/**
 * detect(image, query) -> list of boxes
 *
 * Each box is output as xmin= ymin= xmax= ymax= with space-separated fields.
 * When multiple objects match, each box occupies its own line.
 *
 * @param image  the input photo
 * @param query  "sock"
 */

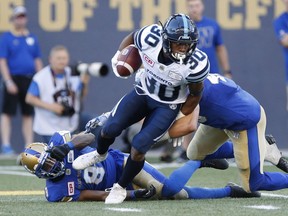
xmin=162 ymin=160 xmax=201 ymax=197
xmin=96 ymin=129 xmax=115 ymax=155
xmin=184 ymin=186 xmax=231 ymax=199
xmin=118 ymin=155 xmax=144 ymax=188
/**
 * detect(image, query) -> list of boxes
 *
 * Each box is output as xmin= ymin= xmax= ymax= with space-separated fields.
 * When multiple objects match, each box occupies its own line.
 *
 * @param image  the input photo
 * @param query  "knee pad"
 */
xmin=102 ymin=122 xmax=123 ymax=138
xmin=132 ymin=132 xmax=153 ymax=153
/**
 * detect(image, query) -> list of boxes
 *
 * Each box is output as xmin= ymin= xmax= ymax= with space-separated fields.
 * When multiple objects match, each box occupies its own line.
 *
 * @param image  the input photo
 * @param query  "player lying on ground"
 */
xmin=21 ymin=131 xmax=260 ymax=202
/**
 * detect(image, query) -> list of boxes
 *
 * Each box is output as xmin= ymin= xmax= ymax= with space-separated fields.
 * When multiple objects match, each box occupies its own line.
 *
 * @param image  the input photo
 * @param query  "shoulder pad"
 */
xmin=134 ymin=24 xmax=162 ymax=51
xmin=186 ymin=49 xmax=210 ymax=83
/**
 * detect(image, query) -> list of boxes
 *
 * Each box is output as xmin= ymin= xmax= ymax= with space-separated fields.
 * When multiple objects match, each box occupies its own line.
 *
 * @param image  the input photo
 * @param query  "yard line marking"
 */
xmin=0 ymin=170 xmax=34 ymax=176
xmin=105 ymin=208 xmax=142 ymax=212
xmin=0 ymin=166 xmax=26 ymax=171
xmin=0 ymin=190 xmax=44 ymax=196
xmin=261 ymin=192 xmax=288 ymax=199
xmin=244 ymin=205 xmax=280 ymax=210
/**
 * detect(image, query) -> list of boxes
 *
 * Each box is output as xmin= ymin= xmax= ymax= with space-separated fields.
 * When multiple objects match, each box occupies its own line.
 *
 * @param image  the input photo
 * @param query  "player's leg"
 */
xmin=228 ymin=107 xmax=288 ymax=192
xmin=1 ymin=85 xmax=18 ymax=154
xmin=187 ymin=124 xmax=229 ymax=160
xmin=134 ymin=158 xmax=259 ymax=199
xmin=106 ymin=102 xmax=181 ymax=204
xmin=133 ymin=159 xmax=212 ymax=198
xmin=72 ymin=89 xmax=147 ymax=170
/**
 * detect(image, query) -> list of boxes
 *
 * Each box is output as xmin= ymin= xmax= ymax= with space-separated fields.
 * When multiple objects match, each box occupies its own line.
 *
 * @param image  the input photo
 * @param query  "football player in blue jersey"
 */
xmin=186 ymin=0 xmax=232 ymax=78
xmin=168 ymin=73 xmax=288 ymax=193
xmin=20 ymin=131 xmax=260 ymax=202
xmin=72 ymin=14 xmax=210 ymax=204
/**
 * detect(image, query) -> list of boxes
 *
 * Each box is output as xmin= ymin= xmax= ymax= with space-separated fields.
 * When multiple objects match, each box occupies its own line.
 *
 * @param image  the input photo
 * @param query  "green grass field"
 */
xmin=1 ymin=157 xmax=288 ymax=216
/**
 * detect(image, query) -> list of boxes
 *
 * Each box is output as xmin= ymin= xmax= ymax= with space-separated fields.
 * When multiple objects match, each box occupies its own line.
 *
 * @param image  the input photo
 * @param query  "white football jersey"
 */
xmin=134 ymin=24 xmax=210 ymax=104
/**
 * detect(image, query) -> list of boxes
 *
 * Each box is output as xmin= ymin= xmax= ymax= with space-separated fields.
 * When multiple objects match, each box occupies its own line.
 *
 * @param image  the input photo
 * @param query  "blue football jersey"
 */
xmin=44 ymin=131 xmax=129 ymax=202
xmin=199 ymin=74 xmax=261 ymax=130
xmin=195 ymin=17 xmax=223 ymax=73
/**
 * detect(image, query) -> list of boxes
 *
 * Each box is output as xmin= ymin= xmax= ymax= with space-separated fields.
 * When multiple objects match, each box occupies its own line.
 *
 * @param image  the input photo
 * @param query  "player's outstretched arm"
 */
xmin=78 ymin=185 xmax=155 ymax=201
xmin=49 ymin=133 xmax=95 ymax=161
xmin=168 ymin=105 xmax=199 ymax=138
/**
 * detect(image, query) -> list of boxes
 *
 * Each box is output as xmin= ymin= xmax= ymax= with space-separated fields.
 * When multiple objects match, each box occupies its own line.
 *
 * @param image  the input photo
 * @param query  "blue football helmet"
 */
xmin=21 ymin=142 xmax=65 ymax=179
xmin=162 ymin=13 xmax=198 ymax=64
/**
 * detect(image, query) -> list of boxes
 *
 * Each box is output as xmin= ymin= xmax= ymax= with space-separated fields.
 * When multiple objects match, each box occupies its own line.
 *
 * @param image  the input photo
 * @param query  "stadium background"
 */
xmin=0 ymin=0 xmax=287 ymax=152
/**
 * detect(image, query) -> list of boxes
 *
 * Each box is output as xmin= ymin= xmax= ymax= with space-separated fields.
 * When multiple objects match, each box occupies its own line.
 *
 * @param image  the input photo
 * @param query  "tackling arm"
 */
xmin=168 ymin=105 xmax=199 ymax=138
xmin=181 ymin=82 xmax=203 ymax=115
xmin=78 ymin=186 xmax=155 ymax=201
xmin=49 ymin=133 xmax=95 ymax=161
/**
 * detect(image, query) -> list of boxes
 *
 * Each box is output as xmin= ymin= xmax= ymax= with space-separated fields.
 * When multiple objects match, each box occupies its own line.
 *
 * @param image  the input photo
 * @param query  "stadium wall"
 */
xmin=0 ymin=0 xmax=287 ymax=150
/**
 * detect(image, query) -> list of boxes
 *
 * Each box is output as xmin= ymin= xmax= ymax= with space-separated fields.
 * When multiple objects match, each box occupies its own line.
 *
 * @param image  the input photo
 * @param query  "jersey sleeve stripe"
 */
xmin=186 ymin=61 xmax=210 ymax=83
xmin=134 ymin=26 xmax=148 ymax=51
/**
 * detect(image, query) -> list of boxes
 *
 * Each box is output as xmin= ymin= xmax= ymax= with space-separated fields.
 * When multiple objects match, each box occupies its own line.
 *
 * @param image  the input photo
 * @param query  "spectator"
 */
xmin=273 ymin=0 xmax=288 ymax=111
xmin=25 ymin=45 xmax=89 ymax=143
xmin=0 ymin=6 xmax=43 ymax=154
xmin=186 ymin=0 xmax=232 ymax=78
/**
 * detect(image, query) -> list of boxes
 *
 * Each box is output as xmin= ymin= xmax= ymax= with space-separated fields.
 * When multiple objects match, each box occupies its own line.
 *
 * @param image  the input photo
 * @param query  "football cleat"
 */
xmin=227 ymin=182 xmax=261 ymax=198
xmin=276 ymin=157 xmax=288 ymax=173
xmin=105 ymin=183 xmax=127 ymax=204
xmin=72 ymin=150 xmax=107 ymax=170
xmin=200 ymin=159 xmax=229 ymax=170
xmin=265 ymin=134 xmax=288 ymax=173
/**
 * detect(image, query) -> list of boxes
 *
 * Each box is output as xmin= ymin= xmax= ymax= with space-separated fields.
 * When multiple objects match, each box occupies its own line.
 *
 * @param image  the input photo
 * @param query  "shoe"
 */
xmin=1 ymin=145 xmax=15 ymax=155
xmin=227 ymin=182 xmax=261 ymax=198
xmin=276 ymin=157 xmax=288 ymax=173
xmin=265 ymin=134 xmax=282 ymax=165
xmin=72 ymin=151 xmax=107 ymax=170
xmin=160 ymin=155 xmax=174 ymax=163
xmin=200 ymin=159 xmax=229 ymax=170
xmin=105 ymin=183 xmax=127 ymax=204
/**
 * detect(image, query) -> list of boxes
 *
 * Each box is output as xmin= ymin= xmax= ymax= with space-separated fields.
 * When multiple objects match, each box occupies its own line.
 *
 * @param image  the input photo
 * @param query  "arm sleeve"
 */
xmin=27 ymin=80 xmax=40 ymax=97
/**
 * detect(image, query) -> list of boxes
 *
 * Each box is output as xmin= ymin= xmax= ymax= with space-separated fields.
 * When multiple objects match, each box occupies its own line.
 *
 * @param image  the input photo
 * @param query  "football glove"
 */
xmin=111 ymin=50 xmax=127 ymax=79
xmin=48 ymin=144 xmax=71 ymax=161
xmin=172 ymin=136 xmax=184 ymax=147
xmin=133 ymin=185 xmax=156 ymax=199
xmin=85 ymin=112 xmax=110 ymax=133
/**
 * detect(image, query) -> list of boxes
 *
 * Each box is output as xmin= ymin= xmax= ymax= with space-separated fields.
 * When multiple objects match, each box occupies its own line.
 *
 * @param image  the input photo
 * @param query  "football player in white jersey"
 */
xmin=72 ymin=14 xmax=210 ymax=204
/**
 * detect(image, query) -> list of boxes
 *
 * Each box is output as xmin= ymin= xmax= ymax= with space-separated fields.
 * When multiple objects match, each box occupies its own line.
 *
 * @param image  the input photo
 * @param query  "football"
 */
xmin=116 ymin=45 xmax=142 ymax=77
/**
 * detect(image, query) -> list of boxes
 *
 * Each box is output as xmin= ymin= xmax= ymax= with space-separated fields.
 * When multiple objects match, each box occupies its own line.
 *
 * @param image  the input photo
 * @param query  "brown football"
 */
xmin=116 ymin=45 xmax=142 ymax=77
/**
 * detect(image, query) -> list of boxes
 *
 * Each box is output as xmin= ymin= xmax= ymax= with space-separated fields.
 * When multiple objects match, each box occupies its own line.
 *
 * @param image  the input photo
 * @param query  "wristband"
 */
xmin=66 ymin=141 xmax=75 ymax=149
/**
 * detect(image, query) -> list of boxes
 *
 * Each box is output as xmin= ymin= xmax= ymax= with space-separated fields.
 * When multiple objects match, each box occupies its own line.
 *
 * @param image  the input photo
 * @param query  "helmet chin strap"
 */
xmin=172 ymin=52 xmax=186 ymax=64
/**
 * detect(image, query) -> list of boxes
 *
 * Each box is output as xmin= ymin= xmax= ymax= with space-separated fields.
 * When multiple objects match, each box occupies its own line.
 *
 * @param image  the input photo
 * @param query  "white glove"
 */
xmin=134 ymin=68 xmax=145 ymax=83
xmin=111 ymin=50 xmax=128 ymax=79
xmin=172 ymin=137 xmax=184 ymax=147
xmin=85 ymin=112 xmax=111 ymax=133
